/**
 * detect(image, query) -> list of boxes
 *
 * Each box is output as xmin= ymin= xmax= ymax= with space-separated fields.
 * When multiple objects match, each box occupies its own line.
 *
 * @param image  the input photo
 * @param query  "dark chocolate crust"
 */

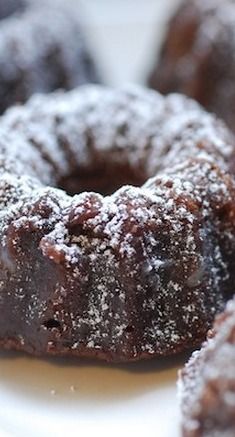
xmin=180 ymin=298 xmax=235 ymax=437
xmin=148 ymin=0 xmax=235 ymax=132
xmin=0 ymin=0 xmax=100 ymax=113
xmin=0 ymin=85 xmax=235 ymax=362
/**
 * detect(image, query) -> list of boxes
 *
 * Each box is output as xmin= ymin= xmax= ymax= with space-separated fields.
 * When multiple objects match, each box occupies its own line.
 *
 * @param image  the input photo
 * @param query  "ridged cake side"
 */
xmin=0 ymin=86 xmax=235 ymax=361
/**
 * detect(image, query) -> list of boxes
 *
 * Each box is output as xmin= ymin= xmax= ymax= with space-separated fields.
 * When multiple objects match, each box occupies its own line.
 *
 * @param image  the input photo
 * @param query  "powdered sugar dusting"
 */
xmin=0 ymin=0 xmax=100 ymax=113
xmin=2 ymin=85 xmax=235 ymax=184
xmin=0 ymin=85 xmax=235 ymax=361
xmin=180 ymin=297 xmax=235 ymax=436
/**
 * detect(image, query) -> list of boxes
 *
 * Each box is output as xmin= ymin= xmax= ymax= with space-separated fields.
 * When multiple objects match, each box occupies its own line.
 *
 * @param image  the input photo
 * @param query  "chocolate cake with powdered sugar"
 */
xmin=0 ymin=0 xmax=100 ymax=113
xmin=0 ymin=85 xmax=235 ymax=361
xmin=180 ymin=297 xmax=235 ymax=436
xmin=148 ymin=0 xmax=235 ymax=133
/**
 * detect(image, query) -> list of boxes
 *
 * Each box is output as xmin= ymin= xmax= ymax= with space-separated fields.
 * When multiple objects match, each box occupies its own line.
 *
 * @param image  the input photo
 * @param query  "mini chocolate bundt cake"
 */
xmin=180 ymin=298 xmax=235 ymax=437
xmin=148 ymin=0 xmax=235 ymax=132
xmin=0 ymin=0 xmax=100 ymax=113
xmin=0 ymin=85 xmax=235 ymax=362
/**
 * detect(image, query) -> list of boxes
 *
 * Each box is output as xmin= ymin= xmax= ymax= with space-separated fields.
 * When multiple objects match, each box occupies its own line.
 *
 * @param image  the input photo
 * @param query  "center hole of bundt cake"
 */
xmin=58 ymin=163 xmax=147 ymax=196
xmin=43 ymin=319 xmax=61 ymax=331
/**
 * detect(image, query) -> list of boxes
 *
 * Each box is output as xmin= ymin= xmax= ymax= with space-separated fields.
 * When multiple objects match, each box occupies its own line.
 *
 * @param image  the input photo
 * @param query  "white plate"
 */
xmin=0 ymin=351 xmax=187 ymax=437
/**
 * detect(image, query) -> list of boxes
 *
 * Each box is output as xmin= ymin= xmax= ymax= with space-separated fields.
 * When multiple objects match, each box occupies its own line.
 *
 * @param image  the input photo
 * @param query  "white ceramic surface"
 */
xmin=0 ymin=1 xmax=186 ymax=436
xmin=0 ymin=351 xmax=187 ymax=437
